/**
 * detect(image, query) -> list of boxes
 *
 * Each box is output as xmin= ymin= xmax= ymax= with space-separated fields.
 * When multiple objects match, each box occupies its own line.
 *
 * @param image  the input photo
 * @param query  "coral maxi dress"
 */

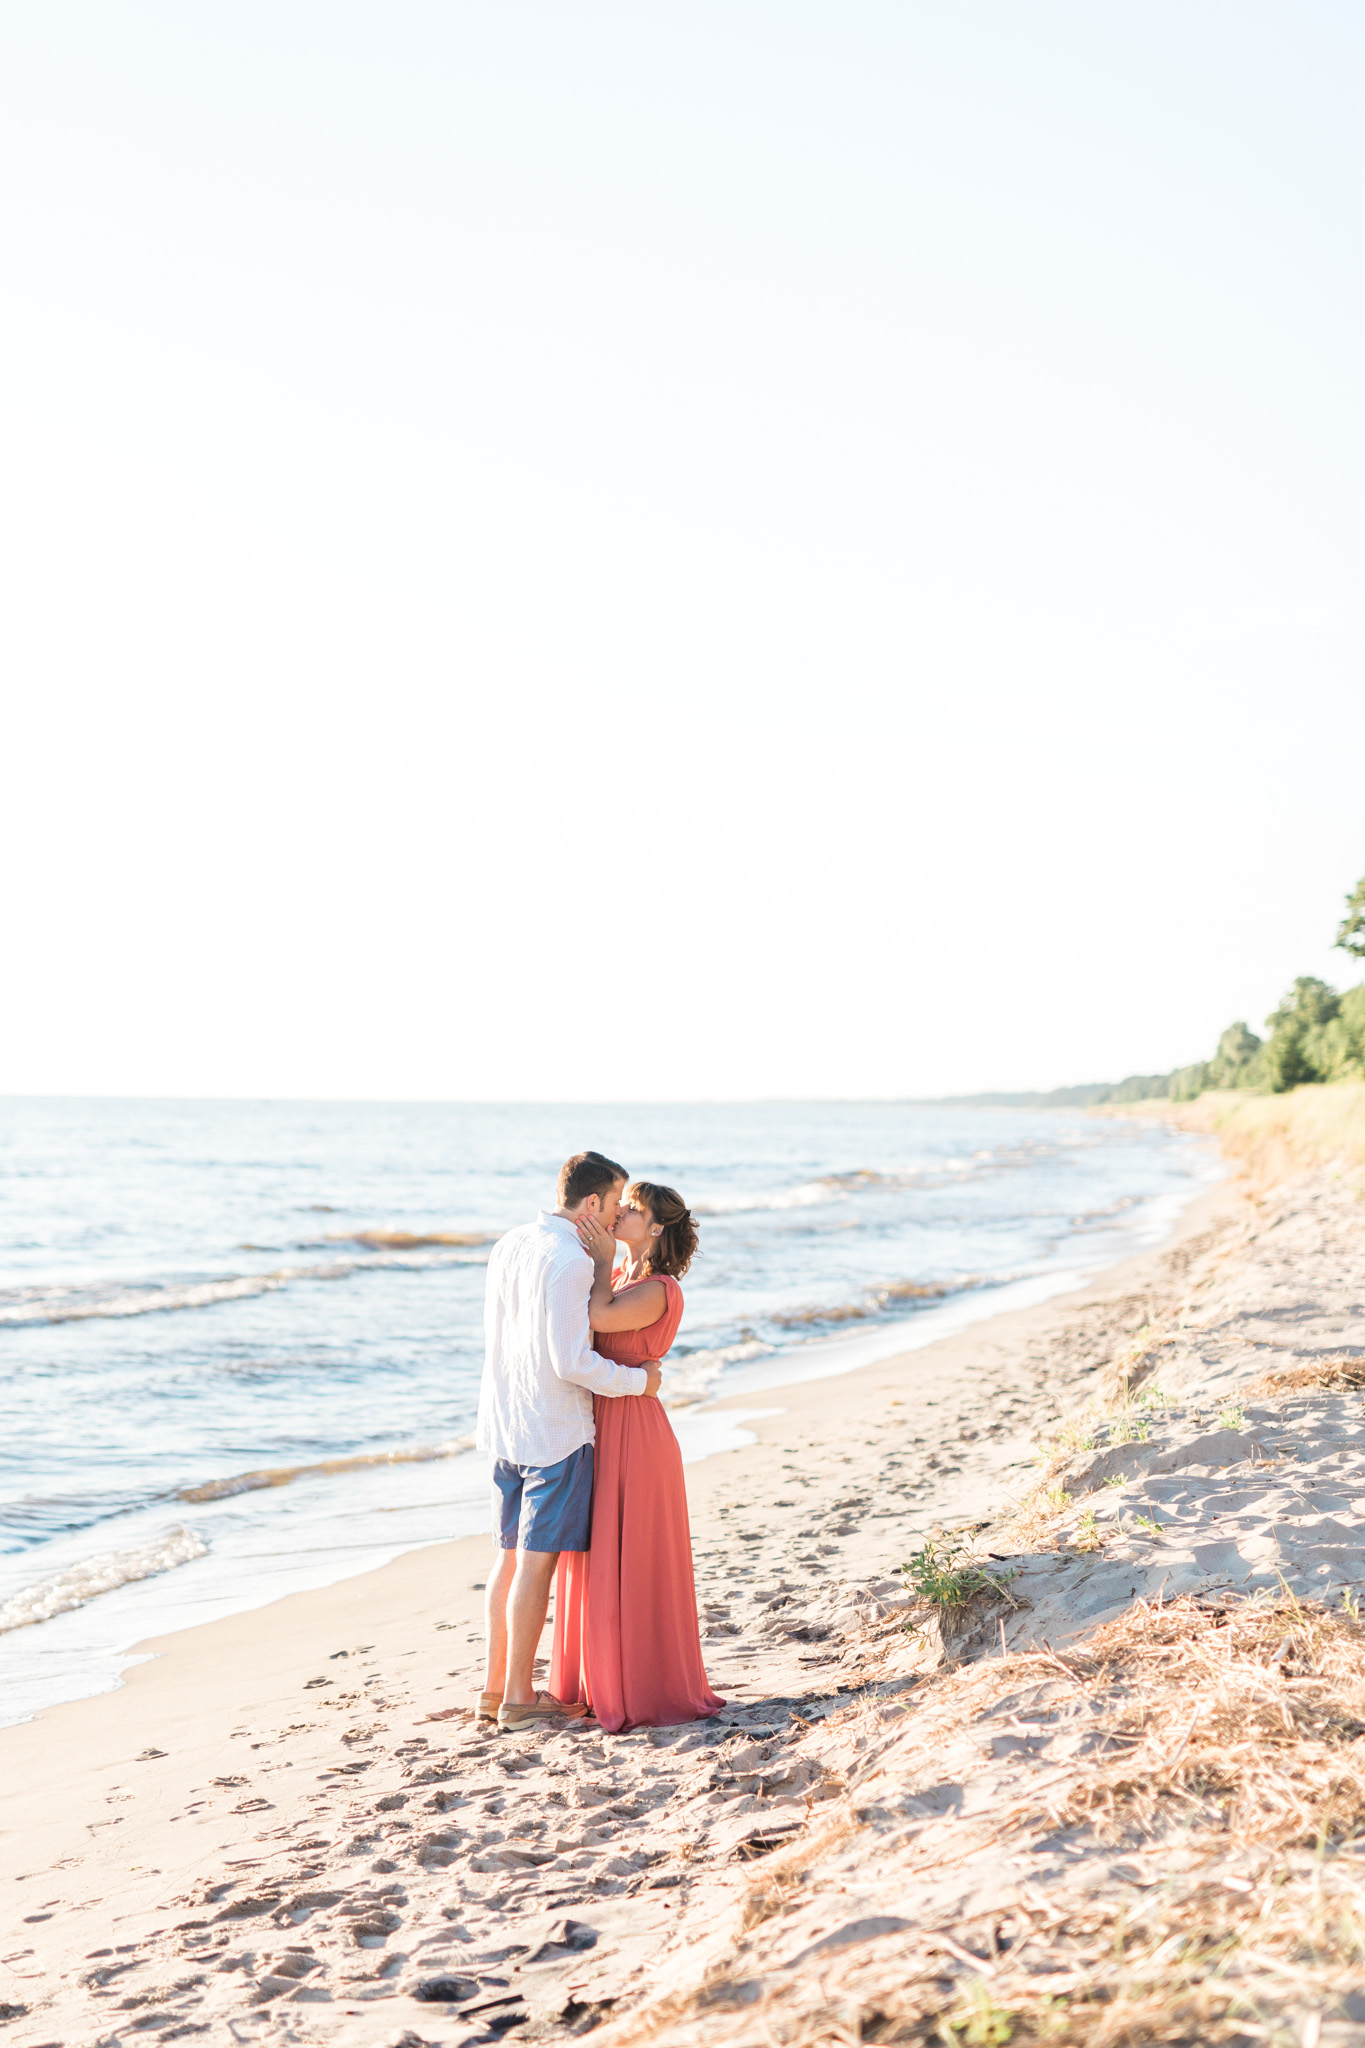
xmin=549 ymin=1272 xmax=724 ymax=1733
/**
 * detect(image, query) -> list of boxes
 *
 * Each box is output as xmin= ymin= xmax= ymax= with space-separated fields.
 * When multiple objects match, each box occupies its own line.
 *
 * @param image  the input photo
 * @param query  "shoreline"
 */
xmin=0 ymin=1128 xmax=1220 ymax=1732
xmin=0 ymin=1160 xmax=1248 ymax=2041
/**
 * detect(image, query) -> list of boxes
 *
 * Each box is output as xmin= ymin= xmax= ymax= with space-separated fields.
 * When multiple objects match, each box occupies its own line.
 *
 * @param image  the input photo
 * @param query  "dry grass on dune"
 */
xmin=1244 ymin=1355 xmax=1365 ymax=1399
xmin=1047 ymin=1595 xmax=1365 ymax=1851
xmin=1173 ymin=1082 xmax=1365 ymax=1186
xmin=601 ymin=1598 xmax=1365 ymax=2048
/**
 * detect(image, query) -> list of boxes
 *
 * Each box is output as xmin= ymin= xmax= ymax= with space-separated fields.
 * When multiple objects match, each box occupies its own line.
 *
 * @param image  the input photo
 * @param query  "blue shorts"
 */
xmin=492 ymin=1445 xmax=594 ymax=1554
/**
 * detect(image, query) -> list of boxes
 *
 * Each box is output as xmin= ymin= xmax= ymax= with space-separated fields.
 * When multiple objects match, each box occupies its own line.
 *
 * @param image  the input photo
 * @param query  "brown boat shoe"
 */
xmin=497 ymin=1691 xmax=590 ymax=1731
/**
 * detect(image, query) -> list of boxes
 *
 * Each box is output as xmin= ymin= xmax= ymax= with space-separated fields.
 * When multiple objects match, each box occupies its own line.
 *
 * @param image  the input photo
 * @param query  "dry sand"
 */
xmin=6 ymin=1155 xmax=1365 ymax=2045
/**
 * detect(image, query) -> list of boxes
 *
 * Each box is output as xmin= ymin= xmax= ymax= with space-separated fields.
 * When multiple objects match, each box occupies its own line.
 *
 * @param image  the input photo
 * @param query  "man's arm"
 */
xmin=546 ymin=1258 xmax=652 ymax=1398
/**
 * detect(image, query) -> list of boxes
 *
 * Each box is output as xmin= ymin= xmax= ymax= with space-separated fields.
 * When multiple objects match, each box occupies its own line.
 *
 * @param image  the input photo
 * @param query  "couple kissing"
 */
xmin=474 ymin=1149 xmax=723 ymax=1735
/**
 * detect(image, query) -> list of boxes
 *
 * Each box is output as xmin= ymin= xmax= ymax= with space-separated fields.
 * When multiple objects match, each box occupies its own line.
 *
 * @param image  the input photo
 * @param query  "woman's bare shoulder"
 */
xmin=590 ymin=1272 xmax=669 ymax=1332
xmin=616 ymin=1274 xmax=669 ymax=1306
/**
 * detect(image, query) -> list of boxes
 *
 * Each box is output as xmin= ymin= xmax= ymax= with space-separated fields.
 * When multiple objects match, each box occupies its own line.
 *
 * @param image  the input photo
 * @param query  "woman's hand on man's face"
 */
xmin=576 ymin=1210 xmax=616 ymax=1264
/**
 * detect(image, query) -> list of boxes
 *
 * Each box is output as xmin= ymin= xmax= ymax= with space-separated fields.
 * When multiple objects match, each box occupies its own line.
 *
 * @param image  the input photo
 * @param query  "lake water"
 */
xmin=0 ymin=1097 xmax=1216 ymax=1724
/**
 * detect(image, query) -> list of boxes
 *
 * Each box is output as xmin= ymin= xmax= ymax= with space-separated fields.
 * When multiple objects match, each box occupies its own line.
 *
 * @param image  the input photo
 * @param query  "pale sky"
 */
xmin=2 ymin=2 xmax=1362 ymax=1101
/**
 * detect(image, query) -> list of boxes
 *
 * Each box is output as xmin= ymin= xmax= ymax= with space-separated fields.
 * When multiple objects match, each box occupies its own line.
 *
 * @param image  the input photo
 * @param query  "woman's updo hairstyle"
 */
xmin=630 ymin=1181 xmax=698 ymax=1279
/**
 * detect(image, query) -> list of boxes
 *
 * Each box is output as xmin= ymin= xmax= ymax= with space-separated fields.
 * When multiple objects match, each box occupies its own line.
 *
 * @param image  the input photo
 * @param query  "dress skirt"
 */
xmin=549 ymin=1392 xmax=723 ymax=1734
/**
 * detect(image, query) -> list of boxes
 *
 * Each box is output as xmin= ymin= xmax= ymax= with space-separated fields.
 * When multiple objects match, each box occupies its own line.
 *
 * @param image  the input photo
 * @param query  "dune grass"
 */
xmin=596 ymin=1595 xmax=1365 ymax=2048
xmin=1182 ymin=1080 xmax=1365 ymax=1182
xmin=1244 ymin=1354 xmax=1365 ymax=1399
xmin=1115 ymin=1080 xmax=1365 ymax=1187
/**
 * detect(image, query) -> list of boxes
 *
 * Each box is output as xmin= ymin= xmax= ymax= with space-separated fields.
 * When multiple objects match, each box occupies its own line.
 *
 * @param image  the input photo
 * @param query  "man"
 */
xmin=476 ymin=1150 xmax=662 ymax=1731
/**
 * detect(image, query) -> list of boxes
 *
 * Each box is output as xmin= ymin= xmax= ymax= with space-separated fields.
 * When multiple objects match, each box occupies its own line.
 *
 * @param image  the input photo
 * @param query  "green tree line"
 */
xmin=1164 ymin=870 xmax=1365 ymax=1101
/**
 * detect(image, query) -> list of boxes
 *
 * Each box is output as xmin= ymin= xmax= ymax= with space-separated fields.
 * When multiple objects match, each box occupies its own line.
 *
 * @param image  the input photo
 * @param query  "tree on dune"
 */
xmin=1159 ymin=871 xmax=1365 ymax=1100
xmin=1336 ymin=870 xmax=1365 ymax=962
xmin=1262 ymin=977 xmax=1342 ymax=1093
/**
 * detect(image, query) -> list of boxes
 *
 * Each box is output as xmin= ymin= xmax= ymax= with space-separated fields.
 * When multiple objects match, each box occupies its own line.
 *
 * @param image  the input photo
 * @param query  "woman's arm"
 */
xmin=591 ymin=1279 xmax=667 ymax=1332
xmin=578 ymin=1214 xmax=668 ymax=1332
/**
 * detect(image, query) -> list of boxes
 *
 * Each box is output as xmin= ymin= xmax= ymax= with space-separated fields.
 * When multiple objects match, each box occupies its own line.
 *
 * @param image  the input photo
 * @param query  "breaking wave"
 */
xmin=177 ymin=1437 xmax=476 ymax=1503
xmin=0 ymin=1242 xmax=496 ymax=1329
xmin=691 ymin=1149 xmax=1065 ymax=1219
xmin=0 ymin=1526 xmax=209 ymax=1634
xmin=1070 ymin=1195 xmax=1142 ymax=1226
xmin=693 ymin=1170 xmax=916 ymax=1216
xmin=323 ymin=1230 xmax=498 ymax=1251
xmin=0 ymin=1437 xmax=482 ymax=1557
xmin=769 ymin=1275 xmax=988 ymax=1329
xmin=659 ymin=1275 xmax=997 ymax=1402
xmin=660 ymin=1338 xmax=777 ymax=1404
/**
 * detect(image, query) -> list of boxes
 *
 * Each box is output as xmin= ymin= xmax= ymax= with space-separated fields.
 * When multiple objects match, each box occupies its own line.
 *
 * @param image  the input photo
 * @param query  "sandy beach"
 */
xmin=8 ymin=1124 xmax=1365 ymax=2045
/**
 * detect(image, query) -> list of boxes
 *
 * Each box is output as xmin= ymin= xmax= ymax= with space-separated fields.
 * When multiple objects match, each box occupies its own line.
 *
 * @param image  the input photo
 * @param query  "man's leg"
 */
xmin=494 ymin=1449 xmax=592 ymax=1726
xmin=503 ymin=1548 xmax=560 ymax=1708
xmin=482 ymin=1545 xmax=518 ymax=1699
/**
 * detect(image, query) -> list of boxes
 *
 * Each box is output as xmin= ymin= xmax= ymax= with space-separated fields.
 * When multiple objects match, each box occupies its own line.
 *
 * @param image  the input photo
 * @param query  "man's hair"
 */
xmin=557 ymin=1150 xmax=627 ymax=1210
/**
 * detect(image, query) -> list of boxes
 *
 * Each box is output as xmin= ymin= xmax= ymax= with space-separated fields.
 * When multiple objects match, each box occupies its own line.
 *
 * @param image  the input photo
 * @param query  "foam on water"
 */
xmin=0 ymin=1244 xmax=494 ymax=1328
xmin=0 ymin=1526 xmax=208 ymax=1633
xmin=693 ymin=1178 xmax=855 ymax=1214
xmin=176 ymin=1437 xmax=476 ymax=1503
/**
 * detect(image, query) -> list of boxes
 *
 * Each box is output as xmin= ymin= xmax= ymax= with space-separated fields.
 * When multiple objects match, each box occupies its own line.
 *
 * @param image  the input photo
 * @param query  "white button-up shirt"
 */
xmin=475 ymin=1211 xmax=648 ymax=1466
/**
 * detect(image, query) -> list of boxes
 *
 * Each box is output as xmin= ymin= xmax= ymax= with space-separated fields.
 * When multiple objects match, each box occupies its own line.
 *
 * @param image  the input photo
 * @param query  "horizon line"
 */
xmin=0 ymin=1088 xmax=1118 ymax=1109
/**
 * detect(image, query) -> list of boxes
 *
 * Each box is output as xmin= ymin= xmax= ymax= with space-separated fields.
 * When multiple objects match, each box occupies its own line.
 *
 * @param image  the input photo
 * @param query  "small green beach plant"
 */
xmin=902 ymin=1532 xmax=1015 ymax=1613
xmin=1073 ymin=1507 xmax=1101 ymax=1551
xmin=1220 ymin=1404 xmax=1247 ymax=1431
xmin=999 ymin=1478 xmax=1075 ymax=1552
xmin=945 ymin=1980 xmax=1015 ymax=2045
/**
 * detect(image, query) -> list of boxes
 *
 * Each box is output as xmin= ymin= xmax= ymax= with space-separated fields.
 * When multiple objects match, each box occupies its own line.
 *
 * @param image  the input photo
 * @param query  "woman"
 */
xmin=548 ymin=1181 xmax=723 ymax=1733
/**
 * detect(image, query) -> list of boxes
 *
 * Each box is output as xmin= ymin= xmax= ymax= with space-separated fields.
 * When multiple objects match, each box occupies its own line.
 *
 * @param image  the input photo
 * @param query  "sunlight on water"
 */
xmin=0 ymin=1098 xmax=1217 ymax=1722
